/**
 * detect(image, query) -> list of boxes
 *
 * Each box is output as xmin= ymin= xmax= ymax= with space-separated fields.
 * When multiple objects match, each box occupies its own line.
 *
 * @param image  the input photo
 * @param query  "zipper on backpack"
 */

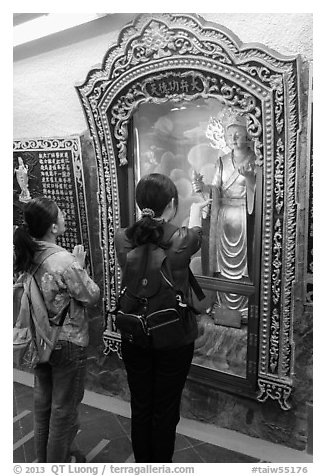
xmin=149 ymin=318 xmax=180 ymax=330
xmin=117 ymin=311 xmax=148 ymax=334
xmin=160 ymin=271 xmax=174 ymax=288
xmin=146 ymin=308 xmax=178 ymax=319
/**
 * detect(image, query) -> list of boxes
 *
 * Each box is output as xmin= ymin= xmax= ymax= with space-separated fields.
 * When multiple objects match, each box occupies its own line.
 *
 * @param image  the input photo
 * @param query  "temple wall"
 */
xmin=13 ymin=13 xmax=312 ymax=140
xmin=13 ymin=13 xmax=313 ymax=451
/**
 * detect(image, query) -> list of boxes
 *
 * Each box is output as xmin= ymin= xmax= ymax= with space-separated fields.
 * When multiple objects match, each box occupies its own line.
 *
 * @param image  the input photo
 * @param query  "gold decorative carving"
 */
xmin=304 ymin=67 xmax=313 ymax=306
xmin=275 ymin=138 xmax=285 ymax=214
xmin=257 ymin=378 xmax=292 ymax=411
xmin=103 ymin=331 xmax=122 ymax=359
xmin=272 ymin=218 xmax=282 ymax=305
xmin=110 ymin=71 xmax=262 ymax=166
xmin=270 ymin=308 xmax=280 ymax=372
xmin=270 ymin=74 xmax=285 ymax=133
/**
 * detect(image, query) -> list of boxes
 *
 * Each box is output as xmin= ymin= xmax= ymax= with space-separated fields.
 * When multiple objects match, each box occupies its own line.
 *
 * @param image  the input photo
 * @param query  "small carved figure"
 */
xmin=15 ymin=157 xmax=31 ymax=202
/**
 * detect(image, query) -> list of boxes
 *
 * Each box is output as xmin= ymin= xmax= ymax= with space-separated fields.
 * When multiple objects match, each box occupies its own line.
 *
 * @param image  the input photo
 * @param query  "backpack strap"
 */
xmin=162 ymin=222 xmax=179 ymax=243
xmin=120 ymin=225 xmax=178 ymax=290
xmin=31 ymin=248 xmax=63 ymax=276
xmin=188 ymin=268 xmax=205 ymax=301
xmin=122 ymin=243 xmax=167 ymax=297
xmin=23 ymin=248 xmax=61 ymax=294
xmin=121 ymin=223 xmax=205 ymax=301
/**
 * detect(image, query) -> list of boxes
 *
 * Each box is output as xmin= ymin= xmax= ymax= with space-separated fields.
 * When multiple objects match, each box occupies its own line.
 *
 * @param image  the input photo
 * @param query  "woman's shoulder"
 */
xmin=114 ymin=228 xmax=133 ymax=268
xmin=174 ymin=225 xmax=202 ymax=239
xmin=165 ymin=223 xmax=202 ymax=249
xmin=44 ymin=248 xmax=75 ymax=270
xmin=34 ymin=242 xmax=73 ymax=262
xmin=114 ymin=228 xmax=130 ymax=248
xmin=114 ymin=228 xmax=134 ymax=255
xmin=115 ymin=227 xmax=127 ymax=240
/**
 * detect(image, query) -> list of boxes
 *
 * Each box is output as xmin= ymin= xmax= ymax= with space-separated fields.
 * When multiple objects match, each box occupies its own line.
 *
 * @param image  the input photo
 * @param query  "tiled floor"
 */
xmin=14 ymin=381 xmax=259 ymax=463
xmin=13 ymin=373 xmax=313 ymax=464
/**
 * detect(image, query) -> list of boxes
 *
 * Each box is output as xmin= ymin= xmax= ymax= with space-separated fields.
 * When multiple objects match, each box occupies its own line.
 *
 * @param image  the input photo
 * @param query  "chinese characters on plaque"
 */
xmin=39 ymin=150 xmax=78 ymax=249
xmin=13 ymin=138 xmax=92 ymax=272
xmin=144 ymin=73 xmax=205 ymax=98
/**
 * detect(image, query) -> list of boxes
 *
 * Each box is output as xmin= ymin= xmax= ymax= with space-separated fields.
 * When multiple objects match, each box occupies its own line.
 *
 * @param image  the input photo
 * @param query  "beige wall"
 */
xmin=13 ymin=13 xmax=312 ymax=140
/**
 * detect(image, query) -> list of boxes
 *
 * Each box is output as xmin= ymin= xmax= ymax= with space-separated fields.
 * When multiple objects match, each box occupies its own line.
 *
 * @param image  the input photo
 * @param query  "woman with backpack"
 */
xmin=114 ymin=173 xmax=210 ymax=463
xmin=13 ymin=197 xmax=100 ymax=463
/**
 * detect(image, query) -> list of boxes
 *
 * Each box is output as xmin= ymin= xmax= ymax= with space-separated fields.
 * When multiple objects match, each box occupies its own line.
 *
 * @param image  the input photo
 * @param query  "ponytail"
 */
xmin=13 ymin=196 xmax=59 ymax=273
xmin=126 ymin=216 xmax=165 ymax=247
xmin=13 ymin=224 xmax=41 ymax=273
xmin=126 ymin=174 xmax=179 ymax=248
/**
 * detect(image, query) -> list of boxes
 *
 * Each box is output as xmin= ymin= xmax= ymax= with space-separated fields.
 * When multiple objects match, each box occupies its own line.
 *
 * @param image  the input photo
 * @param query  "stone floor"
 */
xmin=14 ymin=382 xmax=260 ymax=463
xmin=13 ymin=370 xmax=313 ymax=464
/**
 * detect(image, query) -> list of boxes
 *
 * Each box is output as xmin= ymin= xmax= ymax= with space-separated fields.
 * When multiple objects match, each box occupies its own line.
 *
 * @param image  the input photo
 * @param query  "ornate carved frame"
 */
xmin=76 ymin=13 xmax=301 ymax=409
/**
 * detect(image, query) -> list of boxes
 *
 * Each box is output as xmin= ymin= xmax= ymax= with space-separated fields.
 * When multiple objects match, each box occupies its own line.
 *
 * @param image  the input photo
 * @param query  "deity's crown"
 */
xmin=222 ymin=109 xmax=248 ymax=130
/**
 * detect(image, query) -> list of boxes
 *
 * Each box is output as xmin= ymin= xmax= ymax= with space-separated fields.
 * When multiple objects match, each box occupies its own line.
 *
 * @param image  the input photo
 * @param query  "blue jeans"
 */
xmin=121 ymin=340 xmax=194 ymax=463
xmin=33 ymin=340 xmax=87 ymax=463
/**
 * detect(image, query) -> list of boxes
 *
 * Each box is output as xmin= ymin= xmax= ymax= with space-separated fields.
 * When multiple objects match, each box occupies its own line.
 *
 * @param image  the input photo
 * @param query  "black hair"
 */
xmin=126 ymin=173 xmax=179 ymax=247
xmin=13 ymin=197 xmax=59 ymax=273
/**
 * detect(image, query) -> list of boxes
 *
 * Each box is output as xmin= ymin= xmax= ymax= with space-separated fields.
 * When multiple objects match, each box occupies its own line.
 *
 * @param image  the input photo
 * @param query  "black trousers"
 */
xmin=121 ymin=340 xmax=194 ymax=463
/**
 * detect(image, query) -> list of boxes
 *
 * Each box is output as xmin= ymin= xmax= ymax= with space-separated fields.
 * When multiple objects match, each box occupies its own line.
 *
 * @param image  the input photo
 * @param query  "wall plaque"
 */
xmin=13 ymin=137 xmax=93 ymax=273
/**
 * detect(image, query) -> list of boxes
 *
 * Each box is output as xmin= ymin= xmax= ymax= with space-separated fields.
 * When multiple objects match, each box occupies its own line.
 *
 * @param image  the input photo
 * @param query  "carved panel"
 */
xmin=76 ymin=13 xmax=300 ymax=409
xmin=13 ymin=137 xmax=93 ymax=273
xmin=304 ymin=69 xmax=313 ymax=306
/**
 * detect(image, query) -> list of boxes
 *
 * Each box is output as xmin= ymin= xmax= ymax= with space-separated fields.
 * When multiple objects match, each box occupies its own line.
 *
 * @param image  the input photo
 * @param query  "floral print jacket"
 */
xmin=33 ymin=241 xmax=100 ymax=347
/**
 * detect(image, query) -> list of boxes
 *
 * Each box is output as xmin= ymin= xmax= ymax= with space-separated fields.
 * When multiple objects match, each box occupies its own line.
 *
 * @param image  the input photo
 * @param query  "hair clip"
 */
xmin=141 ymin=208 xmax=155 ymax=219
xmin=22 ymin=222 xmax=30 ymax=233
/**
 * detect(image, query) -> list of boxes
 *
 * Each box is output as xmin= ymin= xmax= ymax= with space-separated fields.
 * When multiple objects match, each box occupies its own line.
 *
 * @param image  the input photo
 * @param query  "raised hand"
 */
xmin=72 ymin=244 xmax=86 ymax=268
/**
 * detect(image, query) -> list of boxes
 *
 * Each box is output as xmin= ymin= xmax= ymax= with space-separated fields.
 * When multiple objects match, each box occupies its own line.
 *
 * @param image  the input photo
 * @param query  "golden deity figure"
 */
xmin=193 ymin=111 xmax=256 ymax=323
xmin=15 ymin=157 xmax=31 ymax=203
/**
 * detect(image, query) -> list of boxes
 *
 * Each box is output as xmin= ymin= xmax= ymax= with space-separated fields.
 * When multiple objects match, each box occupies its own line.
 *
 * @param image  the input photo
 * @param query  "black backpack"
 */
xmin=115 ymin=228 xmax=204 ymax=349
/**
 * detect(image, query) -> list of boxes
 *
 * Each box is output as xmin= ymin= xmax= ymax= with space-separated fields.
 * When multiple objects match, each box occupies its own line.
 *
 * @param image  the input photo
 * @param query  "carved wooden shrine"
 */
xmin=76 ymin=13 xmax=301 ymax=409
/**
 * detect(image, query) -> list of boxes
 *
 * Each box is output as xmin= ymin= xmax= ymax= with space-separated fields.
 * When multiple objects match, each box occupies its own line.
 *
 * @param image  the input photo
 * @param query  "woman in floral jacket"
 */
xmin=14 ymin=197 xmax=100 ymax=463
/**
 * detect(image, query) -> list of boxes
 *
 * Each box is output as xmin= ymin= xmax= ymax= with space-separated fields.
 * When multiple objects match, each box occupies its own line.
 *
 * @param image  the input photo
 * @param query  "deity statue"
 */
xmin=15 ymin=157 xmax=31 ymax=203
xmin=192 ymin=111 xmax=256 ymax=325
